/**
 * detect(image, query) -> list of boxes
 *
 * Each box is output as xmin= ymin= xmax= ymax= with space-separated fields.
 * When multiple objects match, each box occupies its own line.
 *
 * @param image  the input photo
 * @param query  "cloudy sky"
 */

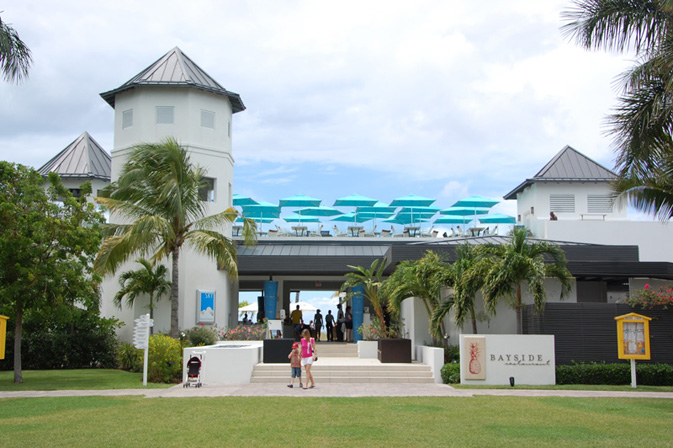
xmin=1 ymin=0 xmax=635 ymax=216
xmin=0 ymin=1 xmax=643 ymax=310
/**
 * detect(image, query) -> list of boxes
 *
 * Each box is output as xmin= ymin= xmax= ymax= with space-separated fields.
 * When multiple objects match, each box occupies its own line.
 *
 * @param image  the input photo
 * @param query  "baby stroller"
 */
xmin=183 ymin=353 xmax=203 ymax=388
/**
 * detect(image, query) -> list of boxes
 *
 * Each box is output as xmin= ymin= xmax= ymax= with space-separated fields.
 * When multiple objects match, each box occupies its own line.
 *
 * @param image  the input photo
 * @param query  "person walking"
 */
xmin=336 ymin=304 xmax=345 ymax=342
xmin=300 ymin=328 xmax=317 ymax=389
xmin=345 ymin=305 xmax=354 ymax=342
xmin=325 ymin=310 xmax=334 ymax=342
xmin=287 ymin=342 xmax=302 ymax=388
xmin=290 ymin=305 xmax=303 ymax=340
xmin=314 ymin=309 xmax=323 ymax=342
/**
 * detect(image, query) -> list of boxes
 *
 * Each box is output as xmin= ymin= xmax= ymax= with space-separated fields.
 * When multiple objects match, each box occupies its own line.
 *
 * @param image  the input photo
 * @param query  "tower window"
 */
xmin=156 ymin=106 xmax=174 ymax=124
xmin=201 ymin=110 xmax=215 ymax=129
xmin=122 ymin=109 xmax=133 ymax=129
xmin=199 ymin=177 xmax=216 ymax=202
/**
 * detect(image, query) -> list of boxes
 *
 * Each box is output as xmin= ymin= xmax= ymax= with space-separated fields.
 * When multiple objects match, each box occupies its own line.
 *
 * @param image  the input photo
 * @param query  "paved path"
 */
xmin=1 ymin=383 xmax=672 ymax=399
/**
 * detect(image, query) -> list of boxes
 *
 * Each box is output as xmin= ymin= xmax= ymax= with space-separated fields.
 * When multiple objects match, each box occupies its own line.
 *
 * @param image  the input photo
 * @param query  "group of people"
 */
xmin=289 ymin=303 xmax=354 ymax=342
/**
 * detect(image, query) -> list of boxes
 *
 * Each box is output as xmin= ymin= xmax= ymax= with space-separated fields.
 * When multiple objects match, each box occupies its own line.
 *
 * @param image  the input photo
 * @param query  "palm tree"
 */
xmin=386 ymin=251 xmax=451 ymax=345
xmin=0 ymin=14 xmax=32 ymax=83
xmin=94 ymin=137 xmax=256 ymax=338
xmin=340 ymin=259 xmax=388 ymax=338
xmin=477 ymin=227 xmax=573 ymax=334
xmin=562 ymin=1 xmax=673 ymax=218
xmin=114 ymin=258 xmax=171 ymax=333
xmin=430 ymin=243 xmax=486 ymax=337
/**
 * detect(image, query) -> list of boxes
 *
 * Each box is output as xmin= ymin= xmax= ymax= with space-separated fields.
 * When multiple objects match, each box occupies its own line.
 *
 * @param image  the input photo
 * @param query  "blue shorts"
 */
xmin=291 ymin=367 xmax=302 ymax=378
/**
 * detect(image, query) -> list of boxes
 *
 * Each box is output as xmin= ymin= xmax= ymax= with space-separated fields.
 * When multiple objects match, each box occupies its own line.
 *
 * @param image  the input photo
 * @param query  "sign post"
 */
xmin=0 ymin=315 xmax=8 ymax=360
xmin=133 ymin=314 xmax=154 ymax=386
xmin=614 ymin=312 xmax=652 ymax=388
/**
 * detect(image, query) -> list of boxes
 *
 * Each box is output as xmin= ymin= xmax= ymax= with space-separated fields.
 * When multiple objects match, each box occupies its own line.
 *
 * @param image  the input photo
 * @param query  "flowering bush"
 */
xmin=357 ymin=322 xmax=382 ymax=340
xmin=219 ymin=322 xmax=267 ymax=340
xmin=625 ymin=284 xmax=673 ymax=309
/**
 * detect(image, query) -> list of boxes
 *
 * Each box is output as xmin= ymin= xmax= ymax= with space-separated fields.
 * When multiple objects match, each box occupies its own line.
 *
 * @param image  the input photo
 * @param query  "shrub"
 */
xmin=219 ymin=323 xmax=267 ymax=340
xmin=556 ymin=362 xmax=673 ymax=386
xmin=0 ymin=305 xmax=120 ymax=371
xmin=625 ymin=283 xmax=673 ymax=309
xmin=147 ymin=334 xmax=183 ymax=383
xmin=444 ymin=345 xmax=460 ymax=363
xmin=117 ymin=342 xmax=142 ymax=372
xmin=441 ymin=362 xmax=460 ymax=384
xmin=184 ymin=325 xmax=218 ymax=346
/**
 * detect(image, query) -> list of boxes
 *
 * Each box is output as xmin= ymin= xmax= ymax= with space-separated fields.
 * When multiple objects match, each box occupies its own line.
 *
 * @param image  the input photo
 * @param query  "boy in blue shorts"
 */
xmin=287 ymin=342 xmax=302 ymax=388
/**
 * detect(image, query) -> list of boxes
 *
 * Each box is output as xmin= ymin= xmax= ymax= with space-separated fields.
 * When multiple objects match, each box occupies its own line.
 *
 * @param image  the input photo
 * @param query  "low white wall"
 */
xmin=415 ymin=345 xmax=444 ymax=383
xmin=183 ymin=341 xmax=262 ymax=384
xmin=357 ymin=340 xmax=378 ymax=359
xmin=460 ymin=334 xmax=555 ymax=386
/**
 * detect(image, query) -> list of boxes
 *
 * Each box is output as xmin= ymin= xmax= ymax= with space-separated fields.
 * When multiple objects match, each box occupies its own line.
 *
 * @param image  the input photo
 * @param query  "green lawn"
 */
xmin=452 ymin=383 xmax=673 ymax=392
xmin=0 ymin=369 xmax=173 ymax=391
xmin=0 ymin=395 xmax=671 ymax=447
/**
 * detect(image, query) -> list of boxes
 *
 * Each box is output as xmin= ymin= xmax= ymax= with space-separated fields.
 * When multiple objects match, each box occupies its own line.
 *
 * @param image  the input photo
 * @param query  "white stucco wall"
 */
xmin=101 ymin=83 xmax=239 ymax=340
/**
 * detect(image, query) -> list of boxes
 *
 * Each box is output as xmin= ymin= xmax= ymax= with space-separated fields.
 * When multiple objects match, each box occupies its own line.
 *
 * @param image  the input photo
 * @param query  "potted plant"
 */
xmin=376 ymin=318 xmax=411 ymax=363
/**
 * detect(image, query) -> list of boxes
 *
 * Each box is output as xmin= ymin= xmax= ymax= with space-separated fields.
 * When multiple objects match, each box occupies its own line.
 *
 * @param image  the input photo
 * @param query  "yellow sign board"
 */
xmin=614 ymin=312 xmax=651 ymax=360
xmin=0 ymin=315 xmax=8 ymax=360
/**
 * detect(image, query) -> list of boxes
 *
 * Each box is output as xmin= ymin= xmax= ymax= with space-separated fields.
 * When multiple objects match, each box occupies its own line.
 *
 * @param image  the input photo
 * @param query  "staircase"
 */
xmin=250 ymin=342 xmax=434 ymax=384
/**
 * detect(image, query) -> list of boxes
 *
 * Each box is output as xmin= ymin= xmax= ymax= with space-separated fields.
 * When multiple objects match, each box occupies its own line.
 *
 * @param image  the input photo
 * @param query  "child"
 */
xmin=287 ymin=342 xmax=302 ymax=388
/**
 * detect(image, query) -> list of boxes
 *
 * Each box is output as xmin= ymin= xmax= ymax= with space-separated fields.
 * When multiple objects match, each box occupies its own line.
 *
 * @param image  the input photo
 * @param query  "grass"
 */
xmin=451 ymin=384 xmax=673 ymax=392
xmin=0 ymin=395 xmax=671 ymax=447
xmin=0 ymin=369 xmax=173 ymax=391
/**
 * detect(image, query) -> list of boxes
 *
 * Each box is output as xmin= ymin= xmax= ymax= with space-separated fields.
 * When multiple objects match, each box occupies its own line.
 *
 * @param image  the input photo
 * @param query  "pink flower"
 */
xmin=644 ymin=284 xmax=650 ymax=289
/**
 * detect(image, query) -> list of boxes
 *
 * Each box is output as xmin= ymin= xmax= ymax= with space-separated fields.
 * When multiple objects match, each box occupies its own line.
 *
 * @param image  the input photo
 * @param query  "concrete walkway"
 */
xmin=1 ymin=383 xmax=673 ymax=399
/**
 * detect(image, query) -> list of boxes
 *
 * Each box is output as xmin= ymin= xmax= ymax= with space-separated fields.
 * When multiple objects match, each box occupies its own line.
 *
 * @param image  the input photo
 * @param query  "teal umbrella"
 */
xmin=383 ymin=215 xmax=429 ymax=225
xmin=232 ymin=194 xmax=258 ymax=207
xmin=297 ymin=206 xmax=344 ymax=217
xmin=356 ymin=202 xmax=396 ymax=216
xmin=440 ymin=206 xmax=490 ymax=216
xmin=451 ymin=195 xmax=499 ymax=209
xmin=332 ymin=212 xmax=372 ymax=223
xmin=333 ymin=194 xmax=377 ymax=207
xmin=390 ymin=195 xmax=435 ymax=226
xmin=279 ymin=194 xmax=321 ymax=207
xmin=478 ymin=213 xmax=516 ymax=224
xmin=283 ymin=214 xmax=321 ymax=223
xmin=241 ymin=201 xmax=281 ymax=232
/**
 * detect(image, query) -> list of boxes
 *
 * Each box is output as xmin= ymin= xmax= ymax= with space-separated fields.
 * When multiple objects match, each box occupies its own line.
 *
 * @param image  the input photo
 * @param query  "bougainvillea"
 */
xmin=626 ymin=284 xmax=673 ymax=309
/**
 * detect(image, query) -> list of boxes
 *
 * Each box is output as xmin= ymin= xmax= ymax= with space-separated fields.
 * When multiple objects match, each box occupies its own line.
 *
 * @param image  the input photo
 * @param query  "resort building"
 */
xmin=33 ymin=49 xmax=673 ymax=361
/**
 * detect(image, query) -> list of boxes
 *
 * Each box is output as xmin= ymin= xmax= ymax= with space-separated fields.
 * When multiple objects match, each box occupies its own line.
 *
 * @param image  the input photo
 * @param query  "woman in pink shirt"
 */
xmin=300 ymin=328 xmax=317 ymax=389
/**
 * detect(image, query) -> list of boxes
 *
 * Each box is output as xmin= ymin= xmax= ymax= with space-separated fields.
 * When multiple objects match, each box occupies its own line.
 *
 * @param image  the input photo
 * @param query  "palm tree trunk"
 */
xmin=170 ymin=248 xmax=180 ymax=338
xmin=516 ymin=284 xmax=522 ymax=335
xmin=470 ymin=302 xmax=478 ymax=334
xmin=13 ymin=308 xmax=23 ymax=384
xmin=149 ymin=293 xmax=155 ymax=335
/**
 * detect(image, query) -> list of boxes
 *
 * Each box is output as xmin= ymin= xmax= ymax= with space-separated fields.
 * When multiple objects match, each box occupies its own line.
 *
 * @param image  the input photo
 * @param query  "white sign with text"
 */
xmin=460 ymin=334 xmax=556 ymax=386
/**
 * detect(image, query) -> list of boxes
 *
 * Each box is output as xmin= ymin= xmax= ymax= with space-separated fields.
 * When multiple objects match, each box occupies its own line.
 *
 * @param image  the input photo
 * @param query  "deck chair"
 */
xmin=309 ymin=224 xmax=323 ymax=237
xmin=421 ymin=226 xmax=434 ymax=237
xmin=431 ymin=230 xmax=439 ymax=238
xmin=381 ymin=229 xmax=392 ymax=237
xmin=275 ymin=225 xmax=291 ymax=237
xmin=267 ymin=229 xmax=278 ymax=237
xmin=333 ymin=225 xmax=346 ymax=237
xmin=482 ymin=227 xmax=490 ymax=236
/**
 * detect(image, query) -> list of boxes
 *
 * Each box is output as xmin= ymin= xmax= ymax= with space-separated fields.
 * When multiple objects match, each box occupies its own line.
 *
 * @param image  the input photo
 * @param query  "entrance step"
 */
xmin=250 ymin=360 xmax=434 ymax=384
xmin=315 ymin=342 xmax=358 ymax=358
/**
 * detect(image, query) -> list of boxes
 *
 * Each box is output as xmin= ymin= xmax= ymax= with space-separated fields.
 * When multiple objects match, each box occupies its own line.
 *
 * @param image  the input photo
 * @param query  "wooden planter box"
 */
xmin=378 ymin=338 xmax=412 ymax=363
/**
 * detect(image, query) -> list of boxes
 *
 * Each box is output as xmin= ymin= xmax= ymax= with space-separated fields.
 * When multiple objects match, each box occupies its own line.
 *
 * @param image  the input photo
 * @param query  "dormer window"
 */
xmin=156 ymin=106 xmax=174 ymax=124
xmin=122 ymin=109 xmax=133 ymax=129
xmin=201 ymin=110 xmax=215 ymax=129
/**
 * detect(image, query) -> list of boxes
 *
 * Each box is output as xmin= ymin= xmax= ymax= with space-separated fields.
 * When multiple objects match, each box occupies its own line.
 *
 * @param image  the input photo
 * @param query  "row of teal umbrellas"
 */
xmin=232 ymin=194 xmax=515 ymax=229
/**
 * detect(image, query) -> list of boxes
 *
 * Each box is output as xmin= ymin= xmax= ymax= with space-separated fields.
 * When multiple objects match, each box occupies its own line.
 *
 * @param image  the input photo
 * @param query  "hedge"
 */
xmin=441 ymin=362 xmax=673 ymax=386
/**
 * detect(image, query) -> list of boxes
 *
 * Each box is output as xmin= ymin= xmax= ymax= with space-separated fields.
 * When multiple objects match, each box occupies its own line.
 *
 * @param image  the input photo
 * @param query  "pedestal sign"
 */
xmin=133 ymin=314 xmax=154 ymax=386
xmin=614 ymin=312 xmax=651 ymax=389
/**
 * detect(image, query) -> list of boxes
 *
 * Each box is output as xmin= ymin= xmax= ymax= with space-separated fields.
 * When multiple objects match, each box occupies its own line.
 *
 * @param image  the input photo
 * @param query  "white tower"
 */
xmin=99 ymin=47 xmax=245 ymax=338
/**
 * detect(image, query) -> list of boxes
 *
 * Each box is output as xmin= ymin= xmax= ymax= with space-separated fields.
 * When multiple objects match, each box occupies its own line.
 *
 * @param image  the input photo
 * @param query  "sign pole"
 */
xmin=133 ymin=314 xmax=154 ymax=387
xmin=630 ymin=359 xmax=637 ymax=389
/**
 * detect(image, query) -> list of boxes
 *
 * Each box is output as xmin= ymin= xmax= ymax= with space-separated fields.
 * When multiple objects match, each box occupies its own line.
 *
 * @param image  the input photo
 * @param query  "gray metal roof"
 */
xmin=37 ymin=132 xmax=111 ymax=181
xmin=99 ymin=47 xmax=245 ymax=113
xmin=504 ymin=145 xmax=617 ymax=199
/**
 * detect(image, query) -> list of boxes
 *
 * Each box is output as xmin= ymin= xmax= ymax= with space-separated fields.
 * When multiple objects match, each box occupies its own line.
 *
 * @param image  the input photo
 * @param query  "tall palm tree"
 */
xmin=94 ymin=137 xmax=256 ymax=338
xmin=0 ymin=14 xmax=32 ymax=83
xmin=114 ymin=258 xmax=171 ymax=333
xmin=477 ymin=227 xmax=573 ymax=334
xmin=430 ymin=243 xmax=486 ymax=337
xmin=562 ymin=1 xmax=673 ymax=218
xmin=386 ymin=251 xmax=451 ymax=345
xmin=340 ymin=259 xmax=388 ymax=338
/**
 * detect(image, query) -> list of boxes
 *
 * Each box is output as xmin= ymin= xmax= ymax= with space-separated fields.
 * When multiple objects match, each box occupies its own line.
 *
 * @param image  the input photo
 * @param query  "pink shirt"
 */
xmin=301 ymin=337 xmax=315 ymax=358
